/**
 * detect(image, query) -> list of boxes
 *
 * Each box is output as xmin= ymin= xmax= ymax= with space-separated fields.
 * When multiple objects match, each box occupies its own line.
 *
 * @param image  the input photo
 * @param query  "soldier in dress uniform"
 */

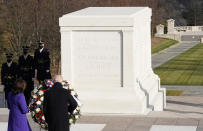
xmin=18 ymin=46 xmax=35 ymax=105
xmin=1 ymin=53 xmax=18 ymax=100
xmin=34 ymin=40 xmax=51 ymax=83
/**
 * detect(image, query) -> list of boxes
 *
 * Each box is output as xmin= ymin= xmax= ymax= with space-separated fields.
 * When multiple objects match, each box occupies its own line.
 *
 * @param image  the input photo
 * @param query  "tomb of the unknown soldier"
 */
xmin=59 ymin=7 xmax=166 ymax=114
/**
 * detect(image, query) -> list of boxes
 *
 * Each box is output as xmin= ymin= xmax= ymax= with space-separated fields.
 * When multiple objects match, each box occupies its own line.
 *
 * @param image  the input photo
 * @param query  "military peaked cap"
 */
xmin=22 ymin=46 xmax=30 ymax=50
xmin=37 ymin=40 xmax=45 ymax=44
xmin=6 ymin=53 xmax=13 ymax=58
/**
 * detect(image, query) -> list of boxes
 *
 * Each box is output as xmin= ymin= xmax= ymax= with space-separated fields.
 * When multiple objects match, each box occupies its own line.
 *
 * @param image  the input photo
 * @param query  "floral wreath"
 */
xmin=29 ymin=80 xmax=81 ymax=129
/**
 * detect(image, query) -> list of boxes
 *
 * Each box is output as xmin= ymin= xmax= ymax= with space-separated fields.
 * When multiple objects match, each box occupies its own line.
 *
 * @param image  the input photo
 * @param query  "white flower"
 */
xmin=63 ymin=86 xmax=68 ymax=89
xmin=42 ymin=116 xmax=45 ymax=120
xmin=31 ymin=112 xmax=35 ymax=116
xmin=40 ymin=97 xmax=44 ymax=101
xmin=33 ymin=89 xmax=38 ymax=93
xmin=71 ymin=91 xmax=76 ymax=95
xmin=69 ymin=85 xmax=73 ymax=90
xmin=36 ymin=101 xmax=41 ymax=105
xmin=41 ymin=124 xmax=45 ymax=128
xmin=33 ymin=95 xmax=37 ymax=98
xmin=73 ymin=109 xmax=77 ymax=114
xmin=35 ymin=108 xmax=40 ymax=113
xmin=75 ymin=115 xmax=79 ymax=119
xmin=38 ymin=91 xmax=44 ymax=96
xmin=69 ymin=119 xmax=73 ymax=124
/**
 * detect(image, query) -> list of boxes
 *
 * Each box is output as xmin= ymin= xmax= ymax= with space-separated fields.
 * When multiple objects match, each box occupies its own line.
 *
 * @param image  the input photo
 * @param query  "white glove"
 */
xmin=32 ymin=78 xmax=35 ymax=81
xmin=35 ymin=69 xmax=37 ymax=73
xmin=1 ymin=85 xmax=5 ymax=89
xmin=46 ymin=70 xmax=50 ymax=73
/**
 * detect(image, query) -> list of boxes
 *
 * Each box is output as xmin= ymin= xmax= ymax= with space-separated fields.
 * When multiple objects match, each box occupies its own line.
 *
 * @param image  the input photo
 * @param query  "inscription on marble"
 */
xmin=72 ymin=31 xmax=122 ymax=87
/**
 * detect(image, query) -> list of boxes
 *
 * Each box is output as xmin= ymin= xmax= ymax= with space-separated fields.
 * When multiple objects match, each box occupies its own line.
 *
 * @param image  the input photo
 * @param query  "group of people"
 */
xmin=1 ymin=41 xmax=78 ymax=131
xmin=7 ymin=76 xmax=77 ymax=131
xmin=1 ymin=40 xmax=51 ymax=105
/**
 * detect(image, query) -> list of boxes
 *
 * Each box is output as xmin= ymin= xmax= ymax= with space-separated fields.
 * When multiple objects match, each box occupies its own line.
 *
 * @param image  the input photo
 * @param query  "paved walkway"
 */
xmin=163 ymin=85 xmax=203 ymax=96
xmin=152 ymin=41 xmax=199 ymax=69
xmin=0 ymin=94 xmax=6 ymax=108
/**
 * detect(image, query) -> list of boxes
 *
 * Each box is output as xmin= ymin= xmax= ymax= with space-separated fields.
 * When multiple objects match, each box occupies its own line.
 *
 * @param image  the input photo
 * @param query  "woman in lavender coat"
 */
xmin=7 ymin=79 xmax=32 ymax=131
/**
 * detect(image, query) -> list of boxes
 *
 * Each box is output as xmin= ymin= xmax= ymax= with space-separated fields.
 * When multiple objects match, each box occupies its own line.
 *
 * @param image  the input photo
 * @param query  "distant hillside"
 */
xmin=161 ymin=0 xmax=203 ymax=26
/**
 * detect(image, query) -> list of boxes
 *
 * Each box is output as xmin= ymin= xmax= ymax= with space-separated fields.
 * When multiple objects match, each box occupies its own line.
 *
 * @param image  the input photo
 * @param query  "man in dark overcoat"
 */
xmin=1 ymin=53 xmax=18 ymax=100
xmin=18 ymin=46 xmax=35 ymax=105
xmin=43 ymin=75 xmax=77 ymax=131
xmin=34 ymin=40 xmax=51 ymax=83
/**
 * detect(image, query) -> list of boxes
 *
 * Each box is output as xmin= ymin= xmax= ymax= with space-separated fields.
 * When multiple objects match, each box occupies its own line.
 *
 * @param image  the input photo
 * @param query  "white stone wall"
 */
xmin=60 ymin=7 xmax=166 ymax=114
xmin=166 ymin=19 xmax=203 ymax=34
xmin=156 ymin=19 xmax=203 ymax=42
xmin=175 ymin=26 xmax=203 ymax=32
xmin=155 ymin=34 xmax=181 ymax=42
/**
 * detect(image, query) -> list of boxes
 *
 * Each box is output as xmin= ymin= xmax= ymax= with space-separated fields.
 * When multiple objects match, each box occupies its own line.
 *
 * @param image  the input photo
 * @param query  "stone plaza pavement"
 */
xmin=163 ymin=85 xmax=203 ymax=96
xmin=75 ymin=96 xmax=203 ymax=131
xmin=1 ymin=96 xmax=203 ymax=131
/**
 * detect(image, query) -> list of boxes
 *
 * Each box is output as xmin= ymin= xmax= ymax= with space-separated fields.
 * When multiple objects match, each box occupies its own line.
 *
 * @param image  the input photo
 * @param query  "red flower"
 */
xmin=42 ymin=89 xmax=48 ymax=92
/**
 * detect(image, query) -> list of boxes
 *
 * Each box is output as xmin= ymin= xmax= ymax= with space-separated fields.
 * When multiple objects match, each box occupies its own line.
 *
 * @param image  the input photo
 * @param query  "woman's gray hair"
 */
xmin=53 ymin=75 xmax=63 ymax=83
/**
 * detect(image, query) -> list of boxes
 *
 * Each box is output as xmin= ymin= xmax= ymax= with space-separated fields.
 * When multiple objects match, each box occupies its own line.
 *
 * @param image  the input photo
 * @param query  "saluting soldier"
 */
xmin=18 ymin=46 xmax=35 ymax=105
xmin=34 ymin=40 xmax=51 ymax=83
xmin=1 ymin=53 xmax=18 ymax=100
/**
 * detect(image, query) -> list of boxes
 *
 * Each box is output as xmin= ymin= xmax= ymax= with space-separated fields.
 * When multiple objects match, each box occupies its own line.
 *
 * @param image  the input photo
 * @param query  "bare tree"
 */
xmin=2 ymin=0 xmax=35 ymax=56
xmin=0 ymin=0 xmax=169 ymax=75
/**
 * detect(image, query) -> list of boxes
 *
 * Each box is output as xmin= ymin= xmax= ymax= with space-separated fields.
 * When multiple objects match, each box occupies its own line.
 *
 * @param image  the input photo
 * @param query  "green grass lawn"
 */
xmin=154 ymin=43 xmax=203 ymax=85
xmin=166 ymin=90 xmax=184 ymax=96
xmin=152 ymin=39 xmax=178 ymax=54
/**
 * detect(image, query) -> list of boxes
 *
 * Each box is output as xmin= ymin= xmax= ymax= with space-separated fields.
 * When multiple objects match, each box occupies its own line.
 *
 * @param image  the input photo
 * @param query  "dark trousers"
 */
xmin=4 ymin=85 xmax=12 ymax=100
xmin=37 ymin=70 xmax=52 ymax=84
xmin=5 ymin=91 xmax=9 ymax=101
xmin=24 ymin=80 xmax=34 ymax=106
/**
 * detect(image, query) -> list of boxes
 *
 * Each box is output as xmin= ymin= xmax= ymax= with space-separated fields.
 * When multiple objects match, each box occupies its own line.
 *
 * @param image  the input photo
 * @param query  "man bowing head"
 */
xmin=43 ymin=75 xmax=77 ymax=131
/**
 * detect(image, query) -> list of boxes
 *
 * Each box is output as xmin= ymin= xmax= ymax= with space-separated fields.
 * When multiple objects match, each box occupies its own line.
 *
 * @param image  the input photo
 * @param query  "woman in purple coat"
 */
xmin=7 ymin=79 xmax=32 ymax=131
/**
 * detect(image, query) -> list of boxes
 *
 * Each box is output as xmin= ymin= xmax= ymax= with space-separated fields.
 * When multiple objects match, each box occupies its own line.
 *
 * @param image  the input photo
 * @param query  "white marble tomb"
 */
xmin=59 ymin=7 xmax=166 ymax=114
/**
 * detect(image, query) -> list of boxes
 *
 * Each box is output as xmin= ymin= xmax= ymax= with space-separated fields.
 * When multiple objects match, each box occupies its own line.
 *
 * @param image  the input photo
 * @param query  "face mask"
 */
xmin=39 ymin=45 xmax=44 ymax=49
xmin=7 ymin=59 xmax=12 ymax=63
xmin=23 ymin=51 xmax=28 ymax=55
